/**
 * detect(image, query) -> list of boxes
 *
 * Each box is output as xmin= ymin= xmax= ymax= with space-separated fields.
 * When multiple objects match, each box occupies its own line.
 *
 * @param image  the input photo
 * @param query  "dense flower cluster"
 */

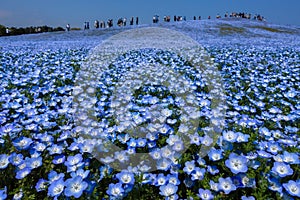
xmin=0 ymin=21 xmax=299 ymax=200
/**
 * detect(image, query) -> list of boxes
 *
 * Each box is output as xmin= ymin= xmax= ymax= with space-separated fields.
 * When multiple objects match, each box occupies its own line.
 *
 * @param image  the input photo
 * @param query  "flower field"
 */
xmin=0 ymin=20 xmax=299 ymax=199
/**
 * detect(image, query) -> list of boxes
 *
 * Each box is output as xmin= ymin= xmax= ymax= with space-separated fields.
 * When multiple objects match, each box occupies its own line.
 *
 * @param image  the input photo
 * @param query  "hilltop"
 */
xmin=1 ymin=19 xmax=299 ymax=50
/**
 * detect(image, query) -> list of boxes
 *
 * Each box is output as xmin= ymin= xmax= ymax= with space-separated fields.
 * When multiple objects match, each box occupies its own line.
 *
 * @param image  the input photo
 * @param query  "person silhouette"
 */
xmin=130 ymin=17 xmax=134 ymax=25
xmin=66 ymin=24 xmax=70 ymax=31
xmin=136 ymin=17 xmax=139 ymax=25
xmin=94 ymin=20 xmax=99 ymax=29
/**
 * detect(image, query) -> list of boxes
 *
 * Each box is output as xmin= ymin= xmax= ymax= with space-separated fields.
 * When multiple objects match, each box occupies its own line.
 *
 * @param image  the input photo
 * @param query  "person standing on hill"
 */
xmin=130 ymin=17 xmax=134 ymax=25
xmin=66 ymin=24 xmax=70 ymax=31
xmin=136 ymin=17 xmax=139 ymax=25
xmin=94 ymin=20 xmax=99 ymax=29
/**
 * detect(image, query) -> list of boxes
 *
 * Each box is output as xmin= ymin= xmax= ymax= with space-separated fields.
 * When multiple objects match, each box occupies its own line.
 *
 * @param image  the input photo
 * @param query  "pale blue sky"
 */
xmin=0 ymin=0 xmax=299 ymax=28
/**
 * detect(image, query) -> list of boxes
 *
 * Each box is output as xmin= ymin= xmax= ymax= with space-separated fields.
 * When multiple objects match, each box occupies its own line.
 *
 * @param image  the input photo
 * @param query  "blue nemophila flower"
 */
xmin=106 ymin=183 xmax=124 ymax=198
xmin=64 ymin=154 xmax=84 ymax=172
xmin=25 ymin=156 xmax=43 ymax=169
xmin=191 ymin=167 xmax=206 ymax=181
xmin=114 ymin=151 xmax=129 ymax=163
xmin=284 ymin=90 xmax=297 ymax=98
xmin=85 ymin=180 xmax=96 ymax=194
xmin=241 ymin=196 xmax=255 ymax=200
xmin=198 ymin=188 xmax=214 ymax=200
xmin=35 ymin=178 xmax=48 ymax=192
xmin=161 ymin=146 xmax=174 ymax=158
xmin=166 ymin=135 xmax=180 ymax=146
xmin=99 ymin=165 xmax=113 ymax=180
xmin=172 ymin=140 xmax=184 ymax=152
xmin=236 ymin=132 xmax=250 ymax=143
xmin=48 ymin=177 xmax=64 ymax=198
xmin=225 ymin=153 xmax=248 ymax=174
xmin=146 ymin=132 xmax=158 ymax=141
xmin=268 ymin=177 xmax=283 ymax=193
xmin=68 ymin=142 xmax=80 ymax=151
xmin=165 ymin=194 xmax=179 ymax=200
xmin=127 ymin=138 xmax=137 ymax=148
xmin=283 ymin=180 xmax=300 ymax=198
xmin=282 ymin=151 xmax=300 ymax=164
xmin=200 ymin=135 xmax=213 ymax=146
xmin=136 ymin=138 xmax=147 ymax=147
xmin=15 ymin=167 xmax=31 ymax=179
xmin=220 ymin=140 xmax=234 ymax=151
xmin=257 ymin=150 xmax=272 ymax=158
xmin=64 ymin=176 xmax=88 ymax=198
xmin=160 ymin=124 xmax=173 ymax=135
xmin=53 ymin=155 xmax=66 ymax=165
xmin=13 ymin=189 xmax=23 ymax=200
xmin=207 ymin=165 xmax=219 ymax=175
xmin=183 ymin=177 xmax=195 ymax=188
xmin=71 ymin=169 xmax=90 ymax=179
xmin=33 ymin=142 xmax=47 ymax=152
xmin=0 ymin=154 xmax=10 ymax=169
xmin=222 ymin=131 xmax=238 ymax=142
xmin=48 ymin=170 xmax=65 ymax=183
xmin=116 ymin=171 xmax=135 ymax=185
xmin=48 ymin=144 xmax=64 ymax=155
xmin=167 ymin=174 xmax=180 ymax=186
xmin=150 ymin=149 xmax=162 ymax=160
xmin=231 ymin=174 xmax=244 ymax=188
xmin=30 ymin=149 xmax=42 ymax=158
xmin=117 ymin=133 xmax=130 ymax=144
xmin=159 ymin=183 xmax=178 ymax=197
xmin=100 ymin=156 xmax=114 ymax=164
xmin=197 ymin=157 xmax=206 ymax=166
xmin=157 ymin=158 xmax=172 ymax=171
xmin=208 ymin=148 xmax=223 ymax=161
xmin=267 ymin=142 xmax=282 ymax=155
xmin=259 ymin=127 xmax=271 ymax=137
xmin=271 ymin=162 xmax=293 ymax=177
xmin=155 ymin=173 xmax=168 ymax=186
xmin=0 ymin=186 xmax=7 ymax=200
xmin=12 ymin=136 xmax=33 ymax=150
xmin=79 ymin=142 xmax=94 ymax=153
xmin=1 ymin=124 xmax=14 ymax=135
xmin=218 ymin=177 xmax=237 ymax=194
xmin=183 ymin=160 xmax=196 ymax=175
xmin=272 ymin=130 xmax=283 ymax=139
xmin=35 ymin=133 xmax=54 ymax=144
xmin=126 ymin=146 xmax=136 ymax=154
xmin=190 ymin=133 xmax=201 ymax=145
xmin=240 ymin=173 xmax=256 ymax=188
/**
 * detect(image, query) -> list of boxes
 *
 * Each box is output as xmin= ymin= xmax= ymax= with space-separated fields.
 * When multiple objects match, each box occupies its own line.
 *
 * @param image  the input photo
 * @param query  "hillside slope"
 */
xmin=0 ymin=19 xmax=299 ymax=50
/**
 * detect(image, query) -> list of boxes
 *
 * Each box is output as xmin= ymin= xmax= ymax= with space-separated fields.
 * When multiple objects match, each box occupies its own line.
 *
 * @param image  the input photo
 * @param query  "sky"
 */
xmin=0 ymin=0 xmax=300 ymax=28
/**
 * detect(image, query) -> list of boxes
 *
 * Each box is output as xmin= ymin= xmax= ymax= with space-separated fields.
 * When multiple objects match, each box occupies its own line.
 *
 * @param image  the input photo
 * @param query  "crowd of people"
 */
xmin=116 ymin=17 xmax=139 ymax=27
xmin=193 ymin=12 xmax=265 ymax=21
xmin=64 ymin=12 xmax=266 ymax=31
xmin=1 ymin=25 xmax=65 ymax=36
xmin=152 ymin=15 xmax=187 ymax=23
xmin=152 ymin=12 xmax=265 ymax=24
xmin=74 ymin=17 xmax=139 ymax=30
